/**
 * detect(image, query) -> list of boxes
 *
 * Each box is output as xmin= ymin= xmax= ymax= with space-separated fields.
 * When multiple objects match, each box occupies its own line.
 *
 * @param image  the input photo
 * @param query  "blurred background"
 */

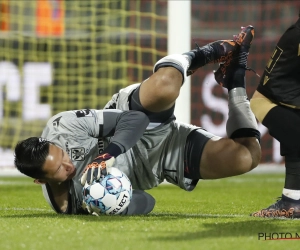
xmin=0 ymin=0 xmax=299 ymax=172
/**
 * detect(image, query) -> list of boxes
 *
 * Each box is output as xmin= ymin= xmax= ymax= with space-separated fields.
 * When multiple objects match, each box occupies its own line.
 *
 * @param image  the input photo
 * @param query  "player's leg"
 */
xmin=130 ymin=39 xmax=237 ymax=120
xmin=251 ymin=91 xmax=300 ymax=151
xmin=248 ymin=17 xmax=300 ymax=218
xmin=250 ymin=92 xmax=300 ymax=218
xmin=197 ymin=25 xmax=261 ymax=179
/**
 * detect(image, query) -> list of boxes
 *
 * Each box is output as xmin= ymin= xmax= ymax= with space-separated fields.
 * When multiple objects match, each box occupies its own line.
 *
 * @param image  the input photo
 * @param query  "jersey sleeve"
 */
xmin=45 ymin=109 xmax=149 ymax=157
xmin=101 ymin=109 xmax=149 ymax=155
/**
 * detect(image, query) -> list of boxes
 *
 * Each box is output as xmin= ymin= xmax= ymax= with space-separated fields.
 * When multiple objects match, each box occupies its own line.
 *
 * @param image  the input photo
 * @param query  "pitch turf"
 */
xmin=1 ymin=173 xmax=300 ymax=250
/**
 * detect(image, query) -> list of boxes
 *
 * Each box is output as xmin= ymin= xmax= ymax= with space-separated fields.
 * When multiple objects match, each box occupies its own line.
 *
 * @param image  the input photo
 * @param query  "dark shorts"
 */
xmin=184 ymin=129 xmax=211 ymax=179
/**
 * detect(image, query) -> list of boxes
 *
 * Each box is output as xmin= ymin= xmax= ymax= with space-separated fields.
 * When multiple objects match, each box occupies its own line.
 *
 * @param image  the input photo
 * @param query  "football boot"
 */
xmin=186 ymin=39 xmax=237 ymax=76
xmin=251 ymin=196 xmax=300 ymax=219
xmin=214 ymin=25 xmax=256 ymax=88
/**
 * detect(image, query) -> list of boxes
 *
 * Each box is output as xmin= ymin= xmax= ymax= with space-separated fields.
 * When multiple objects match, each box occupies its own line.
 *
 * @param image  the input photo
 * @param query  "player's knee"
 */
xmin=235 ymin=138 xmax=261 ymax=173
xmin=247 ymin=139 xmax=261 ymax=170
xmin=151 ymin=68 xmax=181 ymax=101
xmin=238 ymin=153 xmax=258 ymax=174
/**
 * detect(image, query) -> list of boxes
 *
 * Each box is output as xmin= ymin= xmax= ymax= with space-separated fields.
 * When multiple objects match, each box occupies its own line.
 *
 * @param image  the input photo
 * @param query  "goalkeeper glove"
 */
xmin=82 ymin=198 xmax=101 ymax=216
xmin=80 ymin=153 xmax=115 ymax=186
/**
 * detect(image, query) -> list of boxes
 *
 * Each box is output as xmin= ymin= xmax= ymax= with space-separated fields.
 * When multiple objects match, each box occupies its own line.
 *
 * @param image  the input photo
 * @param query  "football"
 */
xmin=82 ymin=167 xmax=132 ymax=215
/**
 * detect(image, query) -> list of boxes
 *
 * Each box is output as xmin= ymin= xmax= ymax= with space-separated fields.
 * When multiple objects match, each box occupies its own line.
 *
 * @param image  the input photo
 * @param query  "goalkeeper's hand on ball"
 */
xmin=80 ymin=153 xmax=115 ymax=186
xmin=82 ymin=199 xmax=101 ymax=216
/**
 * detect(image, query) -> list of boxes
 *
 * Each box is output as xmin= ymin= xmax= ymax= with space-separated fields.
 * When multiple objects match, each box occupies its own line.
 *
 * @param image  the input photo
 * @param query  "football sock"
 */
xmin=227 ymin=70 xmax=245 ymax=91
xmin=226 ymin=88 xmax=260 ymax=141
xmin=282 ymin=192 xmax=300 ymax=203
xmin=226 ymin=45 xmax=249 ymax=90
xmin=284 ymin=156 xmax=300 ymax=191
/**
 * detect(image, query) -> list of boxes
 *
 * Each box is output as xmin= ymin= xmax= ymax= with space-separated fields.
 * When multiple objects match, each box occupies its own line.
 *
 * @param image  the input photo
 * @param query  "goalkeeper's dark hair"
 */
xmin=14 ymin=137 xmax=51 ymax=179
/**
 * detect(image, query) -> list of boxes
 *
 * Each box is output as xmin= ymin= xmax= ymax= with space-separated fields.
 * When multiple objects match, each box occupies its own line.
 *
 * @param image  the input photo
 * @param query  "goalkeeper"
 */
xmin=14 ymin=25 xmax=261 ymax=216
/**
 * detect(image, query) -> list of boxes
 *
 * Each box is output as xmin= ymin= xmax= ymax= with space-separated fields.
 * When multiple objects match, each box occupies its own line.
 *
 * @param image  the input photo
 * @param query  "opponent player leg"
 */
xmin=249 ymin=16 xmax=300 ymax=218
xmin=250 ymin=91 xmax=300 ymax=218
xmin=199 ymin=25 xmax=261 ymax=179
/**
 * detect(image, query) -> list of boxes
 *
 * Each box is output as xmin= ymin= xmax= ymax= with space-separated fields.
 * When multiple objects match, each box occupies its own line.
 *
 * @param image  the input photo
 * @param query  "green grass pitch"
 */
xmin=1 ymin=173 xmax=300 ymax=250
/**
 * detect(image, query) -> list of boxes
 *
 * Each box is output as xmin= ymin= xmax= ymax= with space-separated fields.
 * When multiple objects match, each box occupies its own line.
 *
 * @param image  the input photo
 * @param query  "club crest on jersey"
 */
xmin=75 ymin=109 xmax=92 ymax=117
xmin=71 ymin=147 xmax=85 ymax=161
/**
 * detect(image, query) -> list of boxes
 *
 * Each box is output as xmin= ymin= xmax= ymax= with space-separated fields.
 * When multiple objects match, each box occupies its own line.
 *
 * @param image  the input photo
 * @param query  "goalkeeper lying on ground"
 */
xmin=14 ymin=25 xmax=261 ymax=215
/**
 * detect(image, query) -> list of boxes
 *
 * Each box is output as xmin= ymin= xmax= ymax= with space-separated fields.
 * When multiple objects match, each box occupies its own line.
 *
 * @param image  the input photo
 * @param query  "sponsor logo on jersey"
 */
xmin=98 ymin=138 xmax=104 ymax=154
xmin=65 ymin=142 xmax=70 ymax=155
xmin=52 ymin=116 xmax=62 ymax=129
xmin=75 ymin=109 xmax=92 ymax=117
xmin=71 ymin=147 xmax=85 ymax=161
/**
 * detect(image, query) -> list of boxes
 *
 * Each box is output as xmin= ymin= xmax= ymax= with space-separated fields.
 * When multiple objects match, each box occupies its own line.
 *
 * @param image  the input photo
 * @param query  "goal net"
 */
xmin=0 ymin=0 xmax=167 ymax=170
xmin=0 ymin=0 xmax=299 ymax=172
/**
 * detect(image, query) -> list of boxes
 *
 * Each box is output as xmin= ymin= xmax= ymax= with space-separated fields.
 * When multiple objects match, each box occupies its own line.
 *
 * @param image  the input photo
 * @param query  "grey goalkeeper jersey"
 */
xmin=104 ymin=84 xmax=215 ymax=191
xmin=41 ymin=108 xmax=149 ymax=214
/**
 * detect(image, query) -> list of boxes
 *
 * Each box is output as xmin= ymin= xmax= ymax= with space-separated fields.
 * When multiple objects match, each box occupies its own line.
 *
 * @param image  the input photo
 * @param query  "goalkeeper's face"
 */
xmin=41 ymin=144 xmax=77 ymax=183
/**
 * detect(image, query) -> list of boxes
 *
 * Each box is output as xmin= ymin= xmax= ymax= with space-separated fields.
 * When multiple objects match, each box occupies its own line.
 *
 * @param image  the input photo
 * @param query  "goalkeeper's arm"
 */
xmin=80 ymin=110 xmax=149 ymax=185
xmin=100 ymin=110 xmax=149 ymax=158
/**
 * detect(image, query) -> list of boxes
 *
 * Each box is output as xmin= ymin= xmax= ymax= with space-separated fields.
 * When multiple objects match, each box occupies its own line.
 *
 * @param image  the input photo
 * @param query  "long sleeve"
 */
xmin=42 ymin=108 xmax=149 ymax=158
xmin=100 ymin=109 xmax=149 ymax=157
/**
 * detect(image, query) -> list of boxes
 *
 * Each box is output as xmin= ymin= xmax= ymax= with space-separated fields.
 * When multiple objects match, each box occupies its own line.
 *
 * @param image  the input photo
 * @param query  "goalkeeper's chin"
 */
xmin=67 ymin=168 xmax=77 ymax=180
